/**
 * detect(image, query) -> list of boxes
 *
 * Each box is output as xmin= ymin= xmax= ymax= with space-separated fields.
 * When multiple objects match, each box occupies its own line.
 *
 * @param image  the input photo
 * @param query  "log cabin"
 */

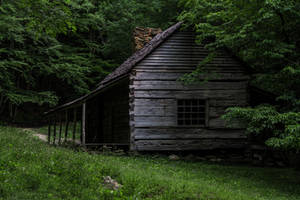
xmin=45 ymin=22 xmax=252 ymax=151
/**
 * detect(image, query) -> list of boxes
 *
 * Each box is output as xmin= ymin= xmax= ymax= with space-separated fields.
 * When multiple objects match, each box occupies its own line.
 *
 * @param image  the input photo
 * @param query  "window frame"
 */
xmin=176 ymin=98 xmax=209 ymax=127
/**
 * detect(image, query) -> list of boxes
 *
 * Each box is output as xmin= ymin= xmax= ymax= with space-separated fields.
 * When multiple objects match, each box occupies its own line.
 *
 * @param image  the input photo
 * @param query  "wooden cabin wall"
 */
xmin=86 ymin=79 xmax=130 ymax=144
xmin=129 ymin=30 xmax=250 ymax=151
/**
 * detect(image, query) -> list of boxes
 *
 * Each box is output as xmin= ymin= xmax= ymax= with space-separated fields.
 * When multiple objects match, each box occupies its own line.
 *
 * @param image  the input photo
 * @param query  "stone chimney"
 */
xmin=133 ymin=27 xmax=162 ymax=51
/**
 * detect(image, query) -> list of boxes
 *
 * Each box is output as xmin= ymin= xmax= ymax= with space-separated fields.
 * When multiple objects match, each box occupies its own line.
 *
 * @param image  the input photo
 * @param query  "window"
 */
xmin=177 ymin=99 xmax=206 ymax=126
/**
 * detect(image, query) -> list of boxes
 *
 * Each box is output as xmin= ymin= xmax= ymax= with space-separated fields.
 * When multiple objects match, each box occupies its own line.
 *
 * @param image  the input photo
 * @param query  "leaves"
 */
xmin=223 ymin=106 xmax=300 ymax=151
xmin=179 ymin=0 xmax=300 ymax=150
xmin=0 ymin=0 xmax=180 ymax=121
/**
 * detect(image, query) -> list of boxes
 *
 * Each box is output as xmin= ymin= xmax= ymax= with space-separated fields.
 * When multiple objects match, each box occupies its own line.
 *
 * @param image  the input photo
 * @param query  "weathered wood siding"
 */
xmin=130 ymin=30 xmax=250 ymax=151
xmin=86 ymin=79 xmax=130 ymax=144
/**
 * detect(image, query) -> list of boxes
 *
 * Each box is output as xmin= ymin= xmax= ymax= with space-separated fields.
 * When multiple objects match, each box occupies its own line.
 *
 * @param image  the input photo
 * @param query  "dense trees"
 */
xmin=1 ymin=0 xmax=299 ymax=151
xmin=0 ymin=0 xmax=179 ymax=122
xmin=179 ymin=0 xmax=300 ymax=151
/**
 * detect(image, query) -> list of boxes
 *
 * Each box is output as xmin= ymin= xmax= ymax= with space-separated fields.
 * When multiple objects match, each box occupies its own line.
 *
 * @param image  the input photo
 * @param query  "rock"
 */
xmin=195 ymin=156 xmax=207 ymax=161
xmin=265 ymin=161 xmax=275 ymax=167
xmin=113 ymin=149 xmax=125 ymax=156
xmin=252 ymin=160 xmax=263 ymax=166
xmin=229 ymin=155 xmax=244 ymax=160
xmin=169 ymin=154 xmax=180 ymax=161
xmin=133 ymin=27 xmax=162 ymax=51
xmin=205 ymin=155 xmax=217 ymax=160
xmin=253 ymin=153 xmax=263 ymax=161
xmin=128 ymin=151 xmax=140 ymax=156
xmin=209 ymin=158 xmax=222 ymax=162
xmin=184 ymin=154 xmax=195 ymax=161
xmin=276 ymin=161 xmax=286 ymax=167
xmin=103 ymin=176 xmax=122 ymax=191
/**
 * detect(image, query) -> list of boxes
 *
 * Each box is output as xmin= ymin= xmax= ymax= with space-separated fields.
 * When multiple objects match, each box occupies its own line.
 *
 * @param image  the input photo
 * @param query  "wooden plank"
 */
xmin=157 ymin=42 xmax=201 ymax=47
xmin=64 ymin=110 xmax=69 ymax=143
xmin=134 ymin=102 xmax=241 ymax=118
xmin=143 ymin=56 xmax=240 ymax=62
xmin=152 ymin=49 xmax=208 ymax=53
xmin=129 ymin=72 xmax=136 ymax=151
xmin=134 ymin=90 xmax=248 ymax=99
xmin=158 ymin=44 xmax=204 ymax=49
xmin=164 ymin=40 xmax=196 ymax=44
xmin=135 ymin=139 xmax=247 ymax=151
xmin=134 ymin=98 xmax=176 ymax=106
xmin=134 ymin=116 xmax=176 ymax=127
xmin=209 ymin=118 xmax=245 ymax=129
xmin=58 ymin=114 xmax=62 ymax=145
xmin=209 ymin=107 xmax=226 ymax=118
xmin=53 ymin=117 xmax=56 ymax=145
xmin=148 ymin=51 xmax=230 ymax=57
xmin=133 ymin=116 xmax=243 ymax=129
xmin=133 ymin=98 xmax=248 ymax=107
xmin=73 ymin=108 xmax=77 ymax=143
xmin=209 ymin=99 xmax=249 ymax=107
xmin=134 ymin=106 xmax=176 ymax=116
xmin=135 ymin=69 xmax=245 ymax=75
xmin=135 ymin=66 xmax=245 ymax=72
xmin=85 ymin=143 xmax=129 ymax=146
xmin=47 ymin=119 xmax=51 ymax=144
xmin=149 ymin=51 xmax=209 ymax=56
xmin=134 ymin=128 xmax=247 ymax=140
xmin=143 ymin=58 xmax=240 ymax=63
xmin=134 ymin=71 xmax=248 ymax=81
xmin=133 ymin=80 xmax=248 ymax=90
xmin=137 ymin=62 xmax=243 ymax=67
xmin=82 ymin=103 xmax=86 ymax=146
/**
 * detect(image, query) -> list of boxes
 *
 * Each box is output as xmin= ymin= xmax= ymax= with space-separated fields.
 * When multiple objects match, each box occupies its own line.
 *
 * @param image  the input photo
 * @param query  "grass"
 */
xmin=1 ymin=125 xmax=300 ymax=200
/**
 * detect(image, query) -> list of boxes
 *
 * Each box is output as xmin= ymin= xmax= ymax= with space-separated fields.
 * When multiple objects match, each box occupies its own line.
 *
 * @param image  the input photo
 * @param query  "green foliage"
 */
xmin=1 ymin=126 xmax=300 ymax=200
xmin=178 ymin=52 xmax=218 ymax=85
xmin=0 ymin=0 xmax=180 ymax=122
xmin=179 ymin=0 xmax=300 ymax=101
xmin=223 ymin=105 xmax=300 ymax=151
xmin=179 ymin=0 xmax=300 ymax=150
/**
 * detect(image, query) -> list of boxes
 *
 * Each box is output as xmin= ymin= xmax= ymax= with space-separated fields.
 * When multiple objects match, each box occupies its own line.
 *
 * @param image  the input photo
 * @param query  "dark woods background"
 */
xmin=0 ymin=0 xmax=180 ymax=123
xmin=0 ymin=0 xmax=299 ymax=150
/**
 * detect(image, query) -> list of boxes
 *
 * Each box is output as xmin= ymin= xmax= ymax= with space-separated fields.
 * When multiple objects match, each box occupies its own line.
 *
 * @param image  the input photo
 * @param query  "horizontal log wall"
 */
xmin=130 ymin=30 xmax=250 ymax=151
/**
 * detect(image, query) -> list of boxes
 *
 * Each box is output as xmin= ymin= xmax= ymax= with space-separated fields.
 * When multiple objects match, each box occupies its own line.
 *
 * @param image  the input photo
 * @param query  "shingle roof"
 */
xmin=100 ymin=22 xmax=182 ymax=85
xmin=45 ymin=22 xmax=183 ymax=115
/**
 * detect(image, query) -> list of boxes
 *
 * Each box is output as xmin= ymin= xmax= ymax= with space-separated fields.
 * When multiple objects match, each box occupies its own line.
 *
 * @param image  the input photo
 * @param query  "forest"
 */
xmin=0 ymin=0 xmax=300 ymax=199
xmin=1 ymin=0 xmax=299 ymax=152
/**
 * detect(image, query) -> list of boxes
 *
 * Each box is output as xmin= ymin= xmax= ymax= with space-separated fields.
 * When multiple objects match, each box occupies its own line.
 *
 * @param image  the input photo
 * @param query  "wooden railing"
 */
xmin=47 ymin=102 xmax=86 ymax=146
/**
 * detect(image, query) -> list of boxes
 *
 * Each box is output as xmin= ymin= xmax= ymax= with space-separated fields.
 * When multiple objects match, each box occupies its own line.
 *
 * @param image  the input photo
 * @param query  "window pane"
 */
xmin=178 ymin=107 xmax=184 ymax=112
xmin=185 ymin=107 xmax=191 ymax=112
xmin=178 ymin=100 xmax=184 ymax=106
xmin=192 ymin=99 xmax=198 ymax=106
xmin=177 ymin=99 xmax=206 ymax=126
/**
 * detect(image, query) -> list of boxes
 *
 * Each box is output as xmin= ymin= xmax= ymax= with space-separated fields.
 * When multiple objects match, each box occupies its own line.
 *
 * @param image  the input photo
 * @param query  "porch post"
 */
xmin=72 ymin=108 xmax=77 ymax=144
xmin=64 ymin=110 xmax=69 ymax=143
xmin=47 ymin=118 xmax=51 ymax=144
xmin=82 ymin=102 xmax=86 ymax=146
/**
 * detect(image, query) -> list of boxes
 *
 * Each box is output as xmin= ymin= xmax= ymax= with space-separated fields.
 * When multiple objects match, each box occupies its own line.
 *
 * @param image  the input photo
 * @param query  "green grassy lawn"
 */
xmin=0 ymin=126 xmax=300 ymax=200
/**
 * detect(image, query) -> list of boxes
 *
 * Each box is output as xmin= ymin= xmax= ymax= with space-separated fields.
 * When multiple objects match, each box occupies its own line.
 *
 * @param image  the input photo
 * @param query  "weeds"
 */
xmin=0 ymin=125 xmax=300 ymax=200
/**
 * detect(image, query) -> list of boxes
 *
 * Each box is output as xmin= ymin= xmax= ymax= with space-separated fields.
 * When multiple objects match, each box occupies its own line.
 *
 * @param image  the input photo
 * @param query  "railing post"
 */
xmin=73 ymin=108 xmax=77 ymax=144
xmin=53 ymin=116 xmax=57 ymax=145
xmin=64 ymin=110 xmax=69 ymax=143
xmin=82 ymin=102 xmax=86 ymax=146
xmin=48 ymin=118 xmax=51 ymax=144
xmin=58 ymin=113 xmax=63 ymax=145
